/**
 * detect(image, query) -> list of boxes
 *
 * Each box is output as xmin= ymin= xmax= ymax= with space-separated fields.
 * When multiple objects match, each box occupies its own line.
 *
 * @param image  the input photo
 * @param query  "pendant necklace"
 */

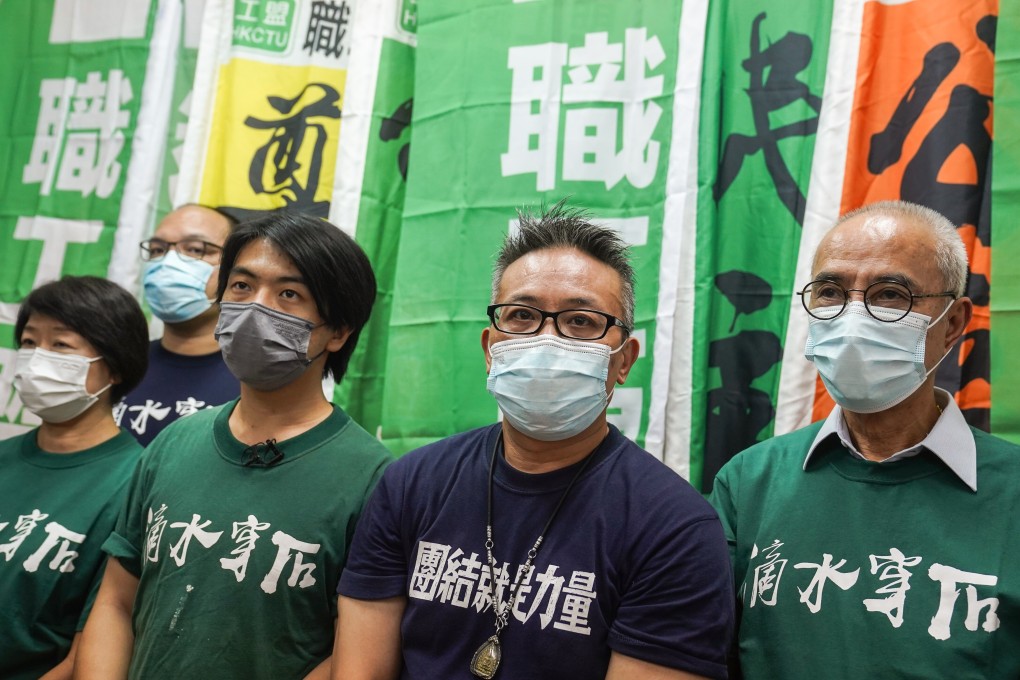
xmin=469 ymin=430 xmax=597 ymax=679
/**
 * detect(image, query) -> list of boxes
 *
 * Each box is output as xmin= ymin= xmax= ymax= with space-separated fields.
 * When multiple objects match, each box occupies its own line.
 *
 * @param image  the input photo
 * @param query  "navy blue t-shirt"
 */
xmin=115 ymin=341 xmax=239 ymax=446
xmin=339 ymin=424 xmax=733 ymax=679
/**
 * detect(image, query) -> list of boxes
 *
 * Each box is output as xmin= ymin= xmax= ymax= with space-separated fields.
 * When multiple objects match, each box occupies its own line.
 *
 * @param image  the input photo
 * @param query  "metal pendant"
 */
xmin=470 ymin=634 xmax=502 ymax=679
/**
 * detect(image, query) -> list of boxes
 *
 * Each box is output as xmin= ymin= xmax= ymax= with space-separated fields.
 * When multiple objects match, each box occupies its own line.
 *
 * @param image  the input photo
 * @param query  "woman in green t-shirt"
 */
xmin=0 ymin=276 xmax=148 ymax=680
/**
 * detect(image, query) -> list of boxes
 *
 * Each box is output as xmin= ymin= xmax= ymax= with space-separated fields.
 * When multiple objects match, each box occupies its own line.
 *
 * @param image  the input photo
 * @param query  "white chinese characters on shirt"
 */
xmin=0 ymin=509 xmax=87 ymax=575
xmin=142 ymin=505 xmax=322 ymax=595
xmin=409 ymin=540 xmax=598 ymax=637
xmin=745 ymin=539 xmax=1001 ymax=641
xmin=113 ymin=397 xmax=212 ymax=436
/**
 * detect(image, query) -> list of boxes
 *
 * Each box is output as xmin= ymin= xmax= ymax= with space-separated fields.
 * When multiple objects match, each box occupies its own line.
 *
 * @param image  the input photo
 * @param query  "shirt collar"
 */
xmin=803 ymin=388 xmax=977 ymax=491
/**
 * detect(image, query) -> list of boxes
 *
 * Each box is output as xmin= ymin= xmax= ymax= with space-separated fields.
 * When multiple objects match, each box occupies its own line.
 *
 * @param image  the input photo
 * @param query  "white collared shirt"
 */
xmin=803 ymin=388 xmax=977 ymax=491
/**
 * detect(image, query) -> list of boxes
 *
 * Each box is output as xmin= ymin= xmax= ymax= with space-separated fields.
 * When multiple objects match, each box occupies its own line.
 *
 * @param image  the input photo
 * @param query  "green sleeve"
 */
xmin=708 ymin=459 xmax=740 ymax=578
xmin=101 ymin=453 xmax=150 ymax=578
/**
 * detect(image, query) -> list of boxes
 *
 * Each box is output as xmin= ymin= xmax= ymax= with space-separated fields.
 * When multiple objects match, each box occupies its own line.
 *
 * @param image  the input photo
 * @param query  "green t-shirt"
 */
xmin=0 ymin=428 xmax=141 ymax=680
xmin=103 ymin=399 xmax=392 ymax=678
xmin=710 ymin=424 xmax=1020 ymax=679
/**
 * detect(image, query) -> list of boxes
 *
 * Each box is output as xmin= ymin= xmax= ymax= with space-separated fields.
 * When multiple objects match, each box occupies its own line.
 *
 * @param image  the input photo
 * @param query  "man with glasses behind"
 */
xmin=117 ymin=204 xmax=239 ymax=445
xmin=710 ymin=200 xmax=1020 ymax=679
xmin=334 ymin=203 xmax=733 ymax=680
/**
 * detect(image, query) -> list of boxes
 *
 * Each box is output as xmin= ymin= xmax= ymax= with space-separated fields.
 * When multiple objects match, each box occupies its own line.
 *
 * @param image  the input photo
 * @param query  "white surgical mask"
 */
xmin=142 ymin=250 xmax=215 ymax=323
xmin=14 ymin=348 xmax=111 ymax=423
xmin=486 ymin=335 xmax=621 ymax=441
xmin=805 ymin=301 xmax=953 ymax=413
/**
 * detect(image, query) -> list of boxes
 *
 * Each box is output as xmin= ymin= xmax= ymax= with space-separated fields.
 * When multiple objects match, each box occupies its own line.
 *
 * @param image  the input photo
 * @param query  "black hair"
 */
xmin=15 ymin=276 xmax=149 ymax=401
xmin=493 ymin=200 xmax=635 ymax=327
xmin=217 ymin=211 xmax=377 ymax=384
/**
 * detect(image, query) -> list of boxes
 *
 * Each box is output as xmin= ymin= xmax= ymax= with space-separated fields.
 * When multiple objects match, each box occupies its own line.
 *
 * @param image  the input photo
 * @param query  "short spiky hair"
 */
xmin=492 ymin=201 xmax=635 ymax=328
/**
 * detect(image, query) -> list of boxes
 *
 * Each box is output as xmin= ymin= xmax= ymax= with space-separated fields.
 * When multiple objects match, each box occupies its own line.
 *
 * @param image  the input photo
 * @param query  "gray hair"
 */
xmin=835 ymin=200 xmax=968 ymax=297
xmin=492 ymin=201 xmax=635 ymax=328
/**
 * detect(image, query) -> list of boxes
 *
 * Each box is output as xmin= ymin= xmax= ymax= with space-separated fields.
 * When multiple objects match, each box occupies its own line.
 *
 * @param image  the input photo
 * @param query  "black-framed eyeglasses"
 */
xmin=798 ymin=279 xmax=956 ymax=322
xmin=140 ymin=238 xmax=223 ymax=262
xmin=487 ymin=303 xmax=631 ymax=341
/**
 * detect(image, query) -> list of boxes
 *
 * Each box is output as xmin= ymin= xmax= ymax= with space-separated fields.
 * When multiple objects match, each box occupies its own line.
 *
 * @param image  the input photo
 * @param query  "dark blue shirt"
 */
xmin=115 ymin=341 xmax=239 ymax=446
xmin=339 ymin=424 xmax=734 ymax=679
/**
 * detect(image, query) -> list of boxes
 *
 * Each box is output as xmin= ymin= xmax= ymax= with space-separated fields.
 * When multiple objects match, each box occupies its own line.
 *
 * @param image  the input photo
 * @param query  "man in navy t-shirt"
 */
xmin=335 ymin=203 xmax=734 ymax=680
xmin=115 ymin=205 xmax=239 ymax=445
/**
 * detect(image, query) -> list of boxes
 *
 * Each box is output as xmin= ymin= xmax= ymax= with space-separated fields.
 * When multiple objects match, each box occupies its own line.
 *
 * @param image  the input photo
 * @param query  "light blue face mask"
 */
xmin=804 ymin=300 xmax=953 ymax=414
xmin=142 ymin=250 xmax=215 ymax=324
xmin=486 ymin=335 xmax=621 ymax=441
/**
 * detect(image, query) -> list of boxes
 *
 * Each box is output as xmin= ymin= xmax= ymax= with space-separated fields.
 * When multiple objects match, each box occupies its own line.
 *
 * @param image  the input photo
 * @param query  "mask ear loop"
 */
xmin=605 ymin=334 xmax=635 ymax=403
xmin=82 ymin=355 xmax=115 ymax=399
xmin=922 ymin=298 xmax=958 ymax=380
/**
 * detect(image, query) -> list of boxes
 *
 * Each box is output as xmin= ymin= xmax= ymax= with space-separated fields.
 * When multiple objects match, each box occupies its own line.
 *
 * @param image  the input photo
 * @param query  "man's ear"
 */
xmin=326 ymin=326 xmax=353 ymax=354
xmin=612 ymin=335 xmax=640 ymax=385
xmin=481 ymin=327 xmax=492 ymax=372
xmin=943 ymin=297 xmax=973 ymax=350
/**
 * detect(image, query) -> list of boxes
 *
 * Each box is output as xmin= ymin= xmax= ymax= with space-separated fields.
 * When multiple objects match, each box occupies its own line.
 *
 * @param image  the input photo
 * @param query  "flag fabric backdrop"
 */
xmin=175 ymin=0 xmax=356 ymax=219
xmin=992 ymin=0 xmax=1020 ymax=439
xmin=0 ymin=0 xmax=162 ymax=438
xmin=329 ymin=0 xmax=416 ymax=435
xmin=373 ymin=0 xmax=684 ymax=454
xmin=1 ymin=0 xmax=1018 ymax=490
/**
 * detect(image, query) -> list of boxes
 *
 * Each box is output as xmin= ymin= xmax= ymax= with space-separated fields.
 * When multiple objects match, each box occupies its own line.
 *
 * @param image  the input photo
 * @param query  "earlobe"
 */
xmin=614 ymin=336 xmax=640 ymax=385
xmin=946 ymin=298 xmax=974 ymax=349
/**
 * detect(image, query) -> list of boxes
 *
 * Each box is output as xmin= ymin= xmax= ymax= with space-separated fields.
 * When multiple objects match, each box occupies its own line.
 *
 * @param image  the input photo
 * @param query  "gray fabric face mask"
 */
xmin=215 ymin=302 xmax=325 ymax=391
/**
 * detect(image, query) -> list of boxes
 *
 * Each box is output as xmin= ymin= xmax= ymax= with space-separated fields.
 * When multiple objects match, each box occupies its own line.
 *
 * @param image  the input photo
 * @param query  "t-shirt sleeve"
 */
xmin=709 ymin=461 xmax=740 ymax=571
xmin=607 ymin=508 xmax=735 ymax=679
xmin=336 ymin=462 xmax=409 ymax=600
xmin=101 ymin=454 xmax=150 ymax=578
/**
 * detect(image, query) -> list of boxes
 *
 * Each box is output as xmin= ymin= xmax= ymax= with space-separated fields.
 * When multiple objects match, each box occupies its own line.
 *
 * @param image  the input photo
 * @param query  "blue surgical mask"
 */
xmin=143 ymin=251 xmax=215 ymax=323
xmin=804 ymin=301 xmax=953 ymax=413
xmin=486 ymin=335 xmax=621 ymax=441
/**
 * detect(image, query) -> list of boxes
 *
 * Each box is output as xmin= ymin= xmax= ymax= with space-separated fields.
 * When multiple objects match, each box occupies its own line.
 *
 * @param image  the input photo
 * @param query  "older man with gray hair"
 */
xmin=710 ymin=200 xmax=1020 ymax=678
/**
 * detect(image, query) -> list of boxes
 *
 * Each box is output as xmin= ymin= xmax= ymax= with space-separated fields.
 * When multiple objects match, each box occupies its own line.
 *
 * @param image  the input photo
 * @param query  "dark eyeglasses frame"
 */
xmin=486 ymin=303 xmax=631 ymax=341
xmin=797 ymin=279 xmax=956 ymax=323
xmin=139 ymin=238 xmax=224 ymax=262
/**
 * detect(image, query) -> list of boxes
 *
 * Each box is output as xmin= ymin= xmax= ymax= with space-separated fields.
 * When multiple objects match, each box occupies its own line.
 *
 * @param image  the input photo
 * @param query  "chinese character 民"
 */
xmin=714 ymin=13 xmax=821 ymax=226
